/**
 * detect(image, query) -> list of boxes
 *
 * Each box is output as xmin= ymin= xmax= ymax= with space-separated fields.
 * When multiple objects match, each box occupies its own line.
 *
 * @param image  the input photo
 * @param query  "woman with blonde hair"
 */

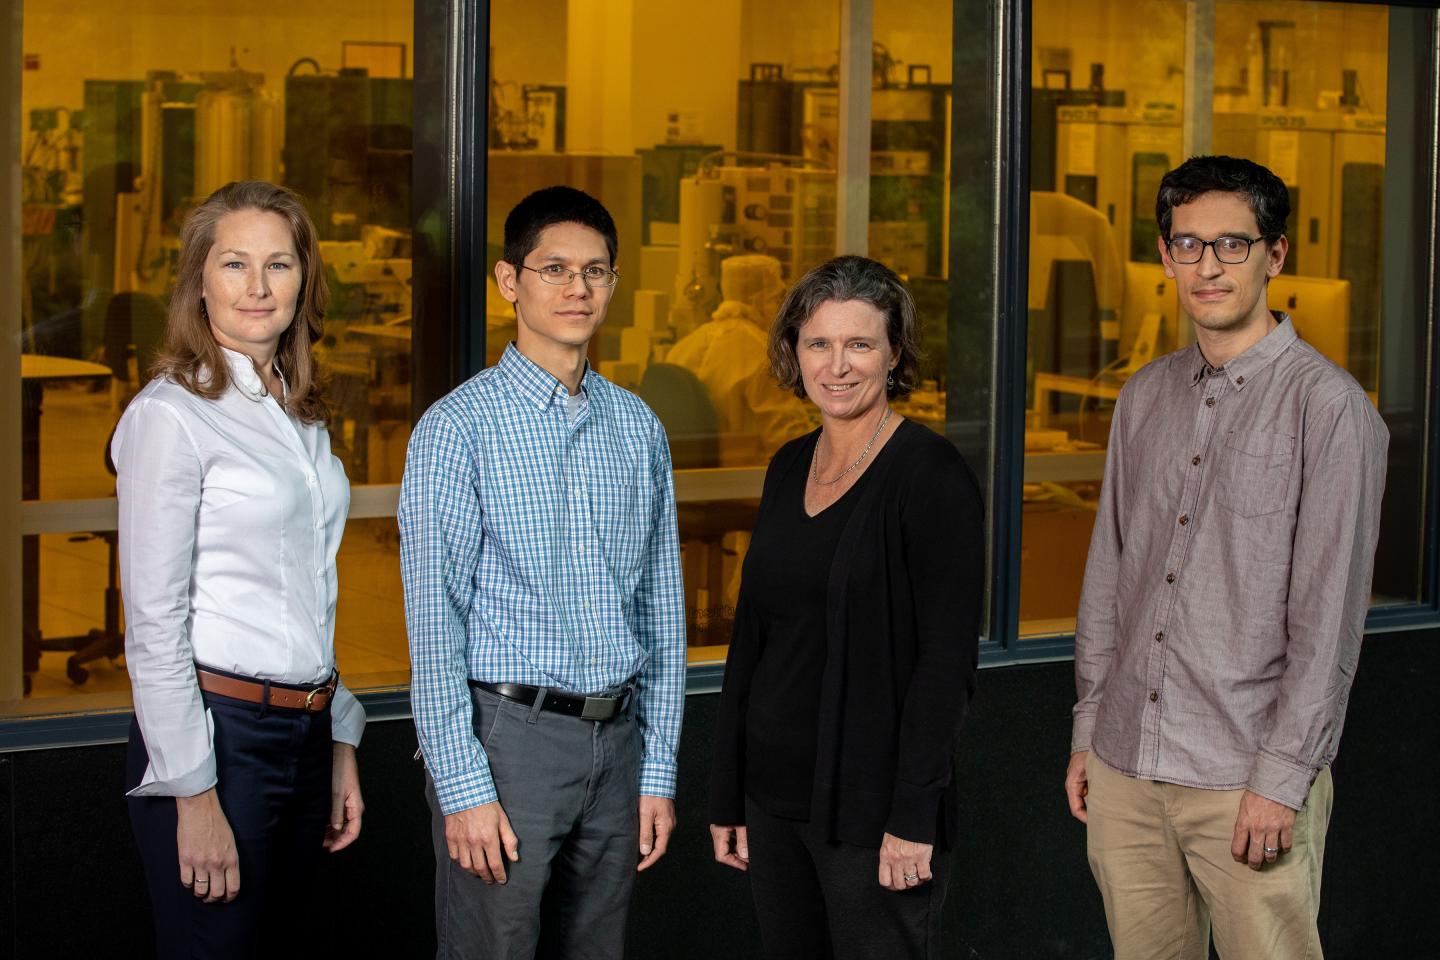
xmin=114 ymin=180 xmax=364 ymax=957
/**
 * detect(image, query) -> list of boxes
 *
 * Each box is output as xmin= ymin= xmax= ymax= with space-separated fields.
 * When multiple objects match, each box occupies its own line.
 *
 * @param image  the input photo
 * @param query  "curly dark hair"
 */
xmin=1156 ymin=155 xmax=1290 ymax=241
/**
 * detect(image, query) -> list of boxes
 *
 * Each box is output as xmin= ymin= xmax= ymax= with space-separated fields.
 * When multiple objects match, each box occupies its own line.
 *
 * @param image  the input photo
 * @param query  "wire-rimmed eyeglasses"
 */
xmin=519 ymin=263 xmax=620 ymax=287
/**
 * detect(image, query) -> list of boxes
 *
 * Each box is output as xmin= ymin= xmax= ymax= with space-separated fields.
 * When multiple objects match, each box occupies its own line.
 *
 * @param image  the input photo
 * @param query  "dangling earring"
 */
xmin=886 ymin=373 xmax=894 ymax=391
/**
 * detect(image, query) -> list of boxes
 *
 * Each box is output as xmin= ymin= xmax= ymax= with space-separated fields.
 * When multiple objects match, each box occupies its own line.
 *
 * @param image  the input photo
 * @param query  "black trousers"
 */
xmin=744 ymin=797 xmax=952 ymax=960
xmin=126 ymin=690 xmax=333 ymax=959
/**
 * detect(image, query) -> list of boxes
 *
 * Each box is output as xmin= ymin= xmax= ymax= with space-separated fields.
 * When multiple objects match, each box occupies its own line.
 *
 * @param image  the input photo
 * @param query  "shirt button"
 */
xmin=1178 ymin=514 xmax=1189 ymax=526
xmin=1154 ymin=631 xmax=1164 ymax=642
xmin=307 ymin=474 xmax=317 ymax=484
xmin=316 ymin=567 xmax=325 ymax=576
xmin=1205 ymin=397 xmax=1215 ymax=407
xmin=1236 ymin=376 xmax=1245 ymax=385
xmin=1165 ymin=572 xmax=1176 ymax=584
xmin=1149 ymin=690 xmax=1159 ymax=702
xmin=1192 ymin=455 xmax=1201 ymax=466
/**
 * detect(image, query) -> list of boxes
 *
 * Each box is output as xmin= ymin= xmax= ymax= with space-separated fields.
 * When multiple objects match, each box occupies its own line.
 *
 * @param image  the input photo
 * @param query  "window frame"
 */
xmin=999 ymin=0 xmax=1440 ymax=662
xmin=0 ymin=0 xmax=475 ymax=749
xmin=4 ymin=0 xmax=1438 ymax=750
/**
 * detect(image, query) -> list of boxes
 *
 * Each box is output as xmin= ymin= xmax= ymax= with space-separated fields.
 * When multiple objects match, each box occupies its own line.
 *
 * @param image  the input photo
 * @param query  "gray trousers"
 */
xmin=425 ymin=685 xmax=642 ymax=960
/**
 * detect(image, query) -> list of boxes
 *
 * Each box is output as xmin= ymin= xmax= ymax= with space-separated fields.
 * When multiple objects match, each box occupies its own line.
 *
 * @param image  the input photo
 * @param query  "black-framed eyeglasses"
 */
xmin=519 ymin=263 xmax=620 ymax=287
xmin=1165 ymin=235 xmax=1266 ymax=265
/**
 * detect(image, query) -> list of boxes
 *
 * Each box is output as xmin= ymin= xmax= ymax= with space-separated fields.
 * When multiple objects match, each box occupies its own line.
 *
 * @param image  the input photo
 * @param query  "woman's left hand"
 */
xmin=878 ymin=832 xmax=933 ymax=891
xmin=323 ymin=742 xmax=364 ymax=853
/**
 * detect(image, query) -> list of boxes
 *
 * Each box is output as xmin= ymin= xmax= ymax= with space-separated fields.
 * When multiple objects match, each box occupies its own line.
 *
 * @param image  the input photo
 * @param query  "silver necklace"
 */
xmin=811 ymin=407 xmax=892 ymax=486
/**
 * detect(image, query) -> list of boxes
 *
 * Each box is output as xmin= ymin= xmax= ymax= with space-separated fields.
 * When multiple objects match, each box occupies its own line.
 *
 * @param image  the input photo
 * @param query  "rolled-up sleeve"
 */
xmin=1249 ymin=390 xmax=1388 ymax=809
xmin=115 ymin=399 xmax=215 ymax=798
xmin=399 ymin=409 xmax=495 ymax=815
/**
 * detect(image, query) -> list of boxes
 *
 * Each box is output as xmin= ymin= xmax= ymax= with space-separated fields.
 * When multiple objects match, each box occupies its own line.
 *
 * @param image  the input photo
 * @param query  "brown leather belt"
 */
xmin=196 ymin=667 xmax=338 ymax=713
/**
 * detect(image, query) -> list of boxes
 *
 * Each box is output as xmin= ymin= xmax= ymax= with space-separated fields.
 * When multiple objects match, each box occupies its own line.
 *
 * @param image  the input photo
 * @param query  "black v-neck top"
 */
xmin=710 ymin=419 xmax=985 ymax=848
xmin=742 ymin=430 xmax=888 ymax=819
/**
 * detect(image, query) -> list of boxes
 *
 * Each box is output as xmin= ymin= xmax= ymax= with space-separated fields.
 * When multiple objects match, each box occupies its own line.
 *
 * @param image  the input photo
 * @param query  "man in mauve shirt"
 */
xmin=1064 ymin=155 xmax=1388 ymax=959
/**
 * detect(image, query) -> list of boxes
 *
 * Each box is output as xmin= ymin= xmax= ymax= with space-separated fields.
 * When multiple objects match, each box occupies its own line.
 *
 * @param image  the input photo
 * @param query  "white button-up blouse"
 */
xmin=113 ymin=347 xmax=364 ymax=797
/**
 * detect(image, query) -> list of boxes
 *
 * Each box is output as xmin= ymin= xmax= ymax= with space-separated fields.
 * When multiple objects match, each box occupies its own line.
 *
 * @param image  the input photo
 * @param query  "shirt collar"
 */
xmin=1188 ymin=311 xmax=1295 ymax=389
xmin=218 ymin=346 xmax=286 ymax=400
xmin=498 ymin=342 xmax=596 ymax=411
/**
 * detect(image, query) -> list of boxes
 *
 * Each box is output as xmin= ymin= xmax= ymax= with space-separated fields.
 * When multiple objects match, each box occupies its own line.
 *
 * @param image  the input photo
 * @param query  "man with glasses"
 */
xmin=400 ymin=186 xmax=685 ymax=958
xmin=1064 ymin=155 xmax=1388 ymax=959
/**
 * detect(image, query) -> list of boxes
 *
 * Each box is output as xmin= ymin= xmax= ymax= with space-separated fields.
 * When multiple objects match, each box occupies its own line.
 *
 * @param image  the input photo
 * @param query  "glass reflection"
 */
xmin=1023 ymin=0 xmax=1414 ymax=637
xmin=487 ymin=0 xmax=961 ymax=657
xmin=13 ymin=0 xmax=415 ymax=703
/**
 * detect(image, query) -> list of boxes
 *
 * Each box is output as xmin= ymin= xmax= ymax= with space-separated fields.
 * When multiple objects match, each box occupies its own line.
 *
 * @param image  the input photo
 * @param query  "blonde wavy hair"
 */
xmin=152 ymin=180 xmax=330 ymax=423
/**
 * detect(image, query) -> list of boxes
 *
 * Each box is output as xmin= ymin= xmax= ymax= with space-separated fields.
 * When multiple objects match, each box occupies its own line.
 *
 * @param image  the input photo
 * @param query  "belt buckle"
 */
xmin=580 ymin=696 xmax=613 ymax=721
xmin=304 ymin=687 xmax=327 ymax=712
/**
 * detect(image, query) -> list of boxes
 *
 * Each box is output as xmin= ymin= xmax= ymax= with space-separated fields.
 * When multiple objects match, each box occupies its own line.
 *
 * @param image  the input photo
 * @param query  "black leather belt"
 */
xmin=470 ymin=681 xmax=631 ymax=722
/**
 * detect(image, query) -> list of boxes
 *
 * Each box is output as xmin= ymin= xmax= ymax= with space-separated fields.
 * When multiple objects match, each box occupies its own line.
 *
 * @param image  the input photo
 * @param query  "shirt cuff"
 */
xmin=430 ymin=764 xmax=499 ymax=816
xmin=125 ymin=748 xmax=218 ymax=798
xmin=1070 ymin=712 xmax=1097 ymax=755
xmin=330 ymin=682 xmax=366 ymax=748
xmin=638 ymin=758 xmax=677 ymax=800
xmin=1247 ymin=749 xmax=1316 ymax=811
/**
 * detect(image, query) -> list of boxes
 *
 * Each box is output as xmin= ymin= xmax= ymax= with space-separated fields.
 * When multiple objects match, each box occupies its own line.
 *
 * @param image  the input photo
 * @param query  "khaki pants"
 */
xmin=1085 ymin=754 xmax=1332 ymax=960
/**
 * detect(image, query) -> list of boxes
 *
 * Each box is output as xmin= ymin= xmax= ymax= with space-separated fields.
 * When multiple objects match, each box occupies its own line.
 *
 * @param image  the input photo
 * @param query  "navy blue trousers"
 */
xmin=127 ymin=690 xmax=333 ymax=959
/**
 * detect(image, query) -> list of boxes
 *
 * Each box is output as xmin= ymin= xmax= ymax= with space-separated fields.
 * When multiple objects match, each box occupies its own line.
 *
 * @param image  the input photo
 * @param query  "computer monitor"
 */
xmin=1120 ymin=260 xmax=1178 ymax=372
xmin=1267 ymin=274 xmax=1351 ymax=372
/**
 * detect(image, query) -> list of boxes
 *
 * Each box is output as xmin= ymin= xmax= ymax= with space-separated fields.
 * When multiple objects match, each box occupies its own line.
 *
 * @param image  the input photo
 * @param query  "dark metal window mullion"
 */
xmin=412 ymin=0 xmax=489 ymax=422
xmin=989 ymin=0 xmax=1033 ymax=659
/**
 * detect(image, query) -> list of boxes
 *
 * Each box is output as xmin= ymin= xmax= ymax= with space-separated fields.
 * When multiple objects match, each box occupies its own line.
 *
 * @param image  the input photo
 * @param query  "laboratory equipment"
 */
xmin=284 ymin=72 xmax=412 ymax=241
xmin=737 ymin=66 xmax=952 ymax=276
xmin=670 ymin=155 xmax=837 ymax=338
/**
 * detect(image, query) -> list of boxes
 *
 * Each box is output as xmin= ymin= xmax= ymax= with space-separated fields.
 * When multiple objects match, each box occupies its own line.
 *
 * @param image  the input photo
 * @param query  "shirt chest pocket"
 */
xmin=589 ymin=479 xmax=650 ymax=572
xmin=1215 ymin=429 xmax=1295 ymax=518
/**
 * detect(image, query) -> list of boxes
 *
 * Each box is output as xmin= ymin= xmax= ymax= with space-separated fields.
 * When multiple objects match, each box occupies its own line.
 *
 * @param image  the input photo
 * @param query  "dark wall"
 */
xmin=3 ymin=630 xmax=1437 ymax=959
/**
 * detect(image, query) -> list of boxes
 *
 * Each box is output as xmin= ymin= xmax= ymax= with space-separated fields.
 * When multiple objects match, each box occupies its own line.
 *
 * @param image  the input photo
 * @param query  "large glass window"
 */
xmin=1022 ymin=0 xmax=1433 ymax=639
xmin=486 ymin=0 xmax=989 ymax=663
xmin=7 ymin=1 xmax=419 ymax=712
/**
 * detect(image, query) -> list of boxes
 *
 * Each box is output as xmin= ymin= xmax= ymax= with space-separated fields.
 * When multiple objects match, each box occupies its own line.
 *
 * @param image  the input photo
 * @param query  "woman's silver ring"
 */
xmin=1263 ymin=846 xmax=1280 ymax=855
xmin=194 ymin=878 xmax=209 ymax=886
xmin=903 ymin=873 xmax=920 ymax=882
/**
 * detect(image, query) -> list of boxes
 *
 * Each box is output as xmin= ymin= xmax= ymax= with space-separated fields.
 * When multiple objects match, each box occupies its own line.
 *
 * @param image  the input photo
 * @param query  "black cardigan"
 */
xmin=708 ymin=418 xmax=984 ymax=848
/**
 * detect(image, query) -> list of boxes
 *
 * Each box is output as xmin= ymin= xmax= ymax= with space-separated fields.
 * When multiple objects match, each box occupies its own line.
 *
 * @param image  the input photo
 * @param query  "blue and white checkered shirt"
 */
xmin=400 ymin=344 xmax=687 ymax=815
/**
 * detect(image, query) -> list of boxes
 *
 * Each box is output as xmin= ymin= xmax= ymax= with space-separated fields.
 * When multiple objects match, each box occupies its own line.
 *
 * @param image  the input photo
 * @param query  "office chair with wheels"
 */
xmin=43 ymin=427 xmax=125 ymax=685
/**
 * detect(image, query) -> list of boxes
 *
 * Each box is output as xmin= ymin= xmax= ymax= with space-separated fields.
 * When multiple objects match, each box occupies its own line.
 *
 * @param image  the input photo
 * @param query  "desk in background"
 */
xmin=20 ymin=356 xmax=115 ymax=691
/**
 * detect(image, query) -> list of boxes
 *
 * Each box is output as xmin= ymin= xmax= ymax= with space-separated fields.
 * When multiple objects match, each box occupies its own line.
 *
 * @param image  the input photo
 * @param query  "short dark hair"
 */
xmin=1155 ymin=155 xmax=1290 ymax=241
xmin=768 ymin=255 xmax=923 ymax=400
xmin=503 ymin=185 xmax=618 ymax=267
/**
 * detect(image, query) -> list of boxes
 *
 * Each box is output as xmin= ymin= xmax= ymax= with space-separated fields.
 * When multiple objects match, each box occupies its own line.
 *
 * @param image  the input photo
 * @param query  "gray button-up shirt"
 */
xmin=1071 ymin=314 xmax=1388 ymax=810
